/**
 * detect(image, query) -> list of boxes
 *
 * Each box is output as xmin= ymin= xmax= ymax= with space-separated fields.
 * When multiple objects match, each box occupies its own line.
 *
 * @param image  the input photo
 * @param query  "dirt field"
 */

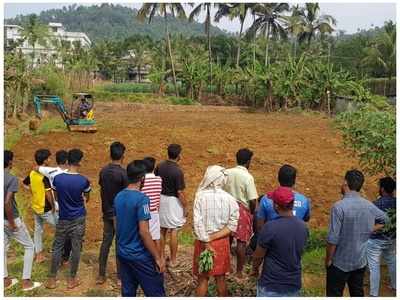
xmin=12 ymin=103 xmax=379 ymax=237
xmin=7 ymin=102 xmax=391 ymax=297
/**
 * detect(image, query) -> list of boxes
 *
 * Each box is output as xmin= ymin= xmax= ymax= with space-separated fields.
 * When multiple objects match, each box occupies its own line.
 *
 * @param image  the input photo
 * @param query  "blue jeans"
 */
xmin=257 ymin=285 xmax=300 ymax=297
xmin=367 ymin=238 xmax=396 ymax=296
xmin=34 ymin=211 xmax=58 ymax=253
xmin=118 ymin=255 xmax=165 ymax=297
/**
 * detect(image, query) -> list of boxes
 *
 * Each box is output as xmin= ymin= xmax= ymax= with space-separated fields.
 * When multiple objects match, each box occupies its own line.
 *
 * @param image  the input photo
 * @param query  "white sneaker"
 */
xmin=22 ymin=281 xmax=42 ymax=292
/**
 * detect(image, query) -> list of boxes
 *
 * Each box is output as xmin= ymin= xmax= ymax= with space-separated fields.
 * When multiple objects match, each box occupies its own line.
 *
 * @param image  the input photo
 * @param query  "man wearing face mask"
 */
xmin=325 ymin=169 xmax=388 ymax=297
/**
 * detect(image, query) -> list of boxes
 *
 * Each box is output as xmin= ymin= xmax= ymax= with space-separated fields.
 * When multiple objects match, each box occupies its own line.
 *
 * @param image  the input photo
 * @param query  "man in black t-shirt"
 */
xmin=252 ymin=187 xmax=308 ymax=297
xmin=97 ymin=142 xmax=128 ymax=285
xmin=155 ymin=144 xmax=187 ymax=267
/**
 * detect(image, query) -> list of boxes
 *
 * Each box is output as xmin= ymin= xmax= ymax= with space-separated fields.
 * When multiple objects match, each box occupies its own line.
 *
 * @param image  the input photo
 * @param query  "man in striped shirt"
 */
xmin=142 ymin=157 xmax=163 ymax=254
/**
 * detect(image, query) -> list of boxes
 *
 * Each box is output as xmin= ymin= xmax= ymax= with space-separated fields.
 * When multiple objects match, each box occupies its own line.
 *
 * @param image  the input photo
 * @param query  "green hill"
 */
xmin=5 ymin=3 xmax=227 ymax=42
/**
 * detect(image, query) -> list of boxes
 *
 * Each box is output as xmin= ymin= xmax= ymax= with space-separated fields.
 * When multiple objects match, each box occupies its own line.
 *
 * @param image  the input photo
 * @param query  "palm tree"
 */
xmin=247 ymin=3 xmax=289 ymax=67
xmin=282 ymin=5 xmax=304 ymax=57
xmin=137 ymin=3 xmax=186 ymax=97
xmin=215 ymin=3 xmax=255 ymax=68
xmin=189 ymin=3 xmax=213 ymax=86
xmin=20 ymin=14 xmax=50 ymax=68
xmin=362 ymin=20 xmax=396 ymax=80
xmin=298 ymin=3 xmax=336 ymax=46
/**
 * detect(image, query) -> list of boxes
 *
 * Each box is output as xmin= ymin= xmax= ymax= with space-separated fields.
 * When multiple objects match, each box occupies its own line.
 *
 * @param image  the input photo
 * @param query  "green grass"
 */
xmin=35 ymin=117 xmax=66 ymax=135
xmin=5 ymin=116 xmax=67 ymax=151
xmin=167 ymin=96 xmax=197 ymax=105
xmin=302 ymin=247 xmax=325 ymax=274
xmin=300 ymin=286 xmax=325 ymax=297
xmin=305 ymin=228 xmax=327 ymax=252
xmin=101 ymin=82 xmax=156 ymax=94
xmin=85 ymin=288 xmax=118 ymax=297
xmin=178 ymin=231 xmax=195 ymax=246
xmin=5 ymin=127 xmax=23 ymax=150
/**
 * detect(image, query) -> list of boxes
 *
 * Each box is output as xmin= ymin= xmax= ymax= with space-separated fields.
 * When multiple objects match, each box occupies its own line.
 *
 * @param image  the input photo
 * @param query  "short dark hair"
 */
xmin=345 ymin=169 xmax=364 ymax=192
xmin=56 ymin=150 xmax=68 ymax=165
xmin=35 ymin=149 xmax=51 ymax=166
xmin=68 ymin=149 xmax=83 ymax=166
xmin=110 ymin=141 xmax=125 ymax=161
xmin=236 ymin=148 xmax=253 ymax=165
xmin=4 ymin=150 xmax=13 ymax=168
xmin=127 ymin=160 xmax=146 ymax=183
xmin=143 ymin=157 xmax=156 ymax=173
xmin=379 ymin=177 xmax=396 ymax=194
xmin=278 ymin=164 xmax=297 ymax=187
xmin=168 ymin=144 xmax=182 ymax=160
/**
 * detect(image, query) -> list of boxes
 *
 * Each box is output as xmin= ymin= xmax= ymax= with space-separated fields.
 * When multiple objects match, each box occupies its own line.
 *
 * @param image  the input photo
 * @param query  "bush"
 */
xmin=305 ymin=229 xmax=327 ymax=252
xmin=336 ymin=104 xmax=395 ymax=176
xmin=167 ymin=96 xmax=197 ymax=105
xmin=31 ymin=66 xmax=68 ymax=97
xmin=101 ymin=83 xmax=156 ymax=93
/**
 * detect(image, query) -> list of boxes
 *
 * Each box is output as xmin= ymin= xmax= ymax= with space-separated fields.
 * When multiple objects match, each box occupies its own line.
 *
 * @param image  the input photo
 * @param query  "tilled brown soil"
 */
xmin=12 ymin=103 xmax=378 ymax=242
xmin=7 ymin=102 xmax=392 ymax=297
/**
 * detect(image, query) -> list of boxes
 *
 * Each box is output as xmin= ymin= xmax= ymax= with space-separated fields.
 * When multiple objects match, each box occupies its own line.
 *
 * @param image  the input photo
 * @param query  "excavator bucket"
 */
xmin=68 ymin=125 xmax=97 ymax=133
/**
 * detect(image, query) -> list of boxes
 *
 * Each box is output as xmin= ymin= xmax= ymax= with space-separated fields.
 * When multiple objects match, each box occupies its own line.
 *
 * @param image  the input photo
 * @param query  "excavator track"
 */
xmin=68 ymin=125 xmax=97 ymax=133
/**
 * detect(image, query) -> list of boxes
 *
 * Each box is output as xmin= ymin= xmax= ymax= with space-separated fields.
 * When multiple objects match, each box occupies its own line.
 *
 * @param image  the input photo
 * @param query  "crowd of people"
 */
xmin=3 ymin=142 xmax=396 ymax=297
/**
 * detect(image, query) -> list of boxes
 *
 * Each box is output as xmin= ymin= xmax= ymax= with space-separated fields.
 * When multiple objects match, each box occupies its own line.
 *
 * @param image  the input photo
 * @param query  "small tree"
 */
xmin=336 ymin=103 xmax=395 ymax=177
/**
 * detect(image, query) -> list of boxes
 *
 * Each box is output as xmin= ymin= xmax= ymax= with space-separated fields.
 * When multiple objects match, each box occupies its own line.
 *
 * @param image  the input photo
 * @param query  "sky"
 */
xmin=4 ymin=2 xmax=397 ymax=35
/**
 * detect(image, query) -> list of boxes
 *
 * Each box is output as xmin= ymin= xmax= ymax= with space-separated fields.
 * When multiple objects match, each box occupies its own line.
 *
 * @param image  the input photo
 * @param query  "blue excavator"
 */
xmin=33 ymin=93 xmax=97 ymax=132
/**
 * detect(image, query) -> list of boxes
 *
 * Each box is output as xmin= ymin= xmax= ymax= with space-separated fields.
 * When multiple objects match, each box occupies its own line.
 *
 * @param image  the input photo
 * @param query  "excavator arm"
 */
xmin=33 ymin=95 xmax=71 ymax=125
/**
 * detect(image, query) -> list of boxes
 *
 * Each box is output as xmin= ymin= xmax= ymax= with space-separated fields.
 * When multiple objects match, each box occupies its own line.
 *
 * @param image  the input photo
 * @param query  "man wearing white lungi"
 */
xmin=155 ymin=144 xmax=187 ymax=268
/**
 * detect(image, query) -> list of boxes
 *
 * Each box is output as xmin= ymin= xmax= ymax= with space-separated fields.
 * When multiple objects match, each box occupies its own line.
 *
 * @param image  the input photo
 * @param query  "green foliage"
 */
xmin=6 ymin=4 xmax=225 ymax=42
xmin=32 ymin=65 xmax=68 ymax=97
xmin=178 ymin=231 xmax=195 ymax=246
xmin=302 ymin=248 xmax=325 ymax=274
xmin=199 ymin=249 xmax=214 ymax=273
xmin=35 ymin=117 xmax=66 ymax=134
xmin=336 ymin=104 xmax=396 ymax=176
xmin=382 ymin=208 xmax=396 ymax=237
xmin=168 ymin=96 xmax=197 ymax=105
xmin=101 ymin=83 xmax=155 ymax=94
xmin=305 ymin=229 xmax=327 ymax=252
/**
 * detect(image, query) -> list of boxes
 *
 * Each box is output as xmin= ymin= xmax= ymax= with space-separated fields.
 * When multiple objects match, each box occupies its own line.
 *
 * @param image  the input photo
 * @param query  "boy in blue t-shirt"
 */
xmin=257 ymin=165 xmax=311 ymax=232
xmin=114 ymin=160 xmax=165 ymax=297
xmin=45 ymin=149 xmax=91 ymax=290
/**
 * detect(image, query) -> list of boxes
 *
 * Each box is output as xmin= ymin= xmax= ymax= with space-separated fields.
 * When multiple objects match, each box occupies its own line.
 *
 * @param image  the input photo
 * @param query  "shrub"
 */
xmin=305 ymin=229 xmax=327 ymax=252
xmin=167 ymin=96 xmax=197 ymax=105
xmin=336 ymin=104 xmax=395 ymax=176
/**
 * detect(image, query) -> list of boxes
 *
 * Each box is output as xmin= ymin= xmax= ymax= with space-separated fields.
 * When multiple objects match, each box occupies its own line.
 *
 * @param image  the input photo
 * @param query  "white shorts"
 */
xmin=159 ymin=195 xmax=186 ymax=229
xmin=149 ymin=211 xmax=160 ymax=240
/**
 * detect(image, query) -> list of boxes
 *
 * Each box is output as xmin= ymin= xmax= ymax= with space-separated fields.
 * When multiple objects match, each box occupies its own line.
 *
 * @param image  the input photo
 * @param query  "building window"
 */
xmin=52 ymin=27 xmax=57 ymax=33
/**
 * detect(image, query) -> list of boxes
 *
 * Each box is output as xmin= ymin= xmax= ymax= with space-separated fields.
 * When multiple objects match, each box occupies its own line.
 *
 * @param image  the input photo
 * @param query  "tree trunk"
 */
xmin=13 ymin=84 xmax=20 ymax=119
xmin=236 ymin=21 xmax=244 ymax=68
xmin=265 ymin=21 xmax=271 ymax=67
xmin=138 ymin=65 xmax=141 ymax=84
xmin=207 ymin=6 xmax=212 ymax=89
xmin=165 ymin=16 xmax=179 ymax=97
xmin=252 ymin=14 xmax=256 ymax=71
xmin=327 ymin=90 xmax=331 ymax=116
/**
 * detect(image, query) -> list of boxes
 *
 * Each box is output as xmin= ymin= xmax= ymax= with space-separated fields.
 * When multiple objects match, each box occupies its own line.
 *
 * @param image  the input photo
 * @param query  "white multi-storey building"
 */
xmin=5 ymin=22 xmax=91 ymax=67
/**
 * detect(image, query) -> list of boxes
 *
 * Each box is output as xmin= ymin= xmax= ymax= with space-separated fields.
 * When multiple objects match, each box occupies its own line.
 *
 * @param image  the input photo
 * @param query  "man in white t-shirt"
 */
xmin=37 ymin=150 xmax=71 ymax=264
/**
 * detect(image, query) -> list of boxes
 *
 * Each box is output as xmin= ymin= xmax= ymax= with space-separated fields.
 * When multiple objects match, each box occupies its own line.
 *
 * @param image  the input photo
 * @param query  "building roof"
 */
xmin=48 ymin=22 xmax=63 ymax=27
xmin=5 ymin=24 xmax=23 ymax=30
